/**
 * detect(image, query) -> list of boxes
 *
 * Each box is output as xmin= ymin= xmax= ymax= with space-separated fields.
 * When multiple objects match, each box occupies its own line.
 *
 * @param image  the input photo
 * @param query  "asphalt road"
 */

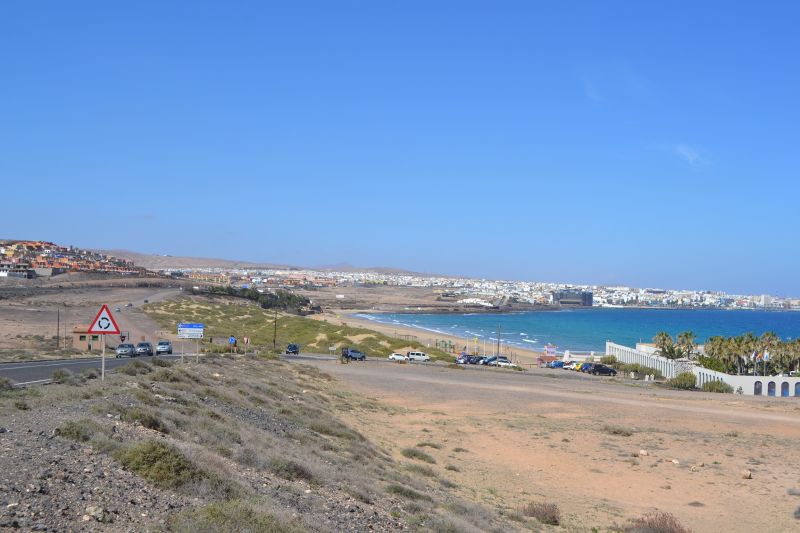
xmin=0 ymin=354 xmax=186 ymax=385
xmin=2 ymin=352 xmax=604 ymax=387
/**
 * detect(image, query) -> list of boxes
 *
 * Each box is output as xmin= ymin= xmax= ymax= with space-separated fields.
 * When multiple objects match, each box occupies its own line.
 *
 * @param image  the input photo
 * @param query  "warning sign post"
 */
xmin=88 ymin=304 xmax=121 ymax=381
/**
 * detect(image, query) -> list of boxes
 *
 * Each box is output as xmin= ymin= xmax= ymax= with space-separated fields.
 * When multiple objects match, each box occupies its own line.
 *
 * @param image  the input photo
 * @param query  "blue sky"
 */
xmin=2 ymin=2 xmax=798 ymax=296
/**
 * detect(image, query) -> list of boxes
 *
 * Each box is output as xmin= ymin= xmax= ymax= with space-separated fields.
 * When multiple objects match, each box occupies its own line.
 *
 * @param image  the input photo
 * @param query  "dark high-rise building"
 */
xmin=551 ymin=290 xmax=593 ymax=306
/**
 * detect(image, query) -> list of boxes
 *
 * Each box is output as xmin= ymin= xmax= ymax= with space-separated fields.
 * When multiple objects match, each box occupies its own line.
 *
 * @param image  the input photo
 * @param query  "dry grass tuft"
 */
xmin=520 ymin=501 xmax=560 ymax=525
xmin=622 ymin=511 xmax=692 ymax=533
xmin=401 ymin=447 xmax=436 ymax=464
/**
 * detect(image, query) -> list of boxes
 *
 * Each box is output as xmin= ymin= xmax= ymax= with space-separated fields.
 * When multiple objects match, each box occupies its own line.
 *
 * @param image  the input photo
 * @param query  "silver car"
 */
xmin=115 ymin=343 xmax=136 ymax=358
xmin=156 ymin=340 xmax=173 ymax=355
xmin=135 ymin=342 xmax=153 ymax=356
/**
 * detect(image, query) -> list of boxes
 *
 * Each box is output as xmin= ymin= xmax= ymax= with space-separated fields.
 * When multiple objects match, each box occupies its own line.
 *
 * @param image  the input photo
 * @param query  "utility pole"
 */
xmin=273 ymin=307 xmax=278 ymax=353
xmin=496 ymin=324 xmax=501 ymax=357
xmin=56 ymin=308 xmax=60 ymax=349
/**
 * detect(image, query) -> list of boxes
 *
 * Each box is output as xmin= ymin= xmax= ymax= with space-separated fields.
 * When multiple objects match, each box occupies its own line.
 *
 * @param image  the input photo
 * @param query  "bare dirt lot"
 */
xmin=297 ymin=359 xmax=800 ymax=532
xmin=0 ymin=283 xmax=181 ymax=360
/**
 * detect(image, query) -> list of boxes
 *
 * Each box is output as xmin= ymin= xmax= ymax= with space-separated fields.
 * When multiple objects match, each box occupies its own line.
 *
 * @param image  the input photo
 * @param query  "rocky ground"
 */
xmin=0 ymin=356 xmax=520 ymax=532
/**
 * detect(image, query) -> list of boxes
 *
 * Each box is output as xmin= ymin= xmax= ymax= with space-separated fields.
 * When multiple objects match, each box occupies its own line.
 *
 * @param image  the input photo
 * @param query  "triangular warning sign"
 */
xmin=87 ymin=304 xmax=121 ymax=334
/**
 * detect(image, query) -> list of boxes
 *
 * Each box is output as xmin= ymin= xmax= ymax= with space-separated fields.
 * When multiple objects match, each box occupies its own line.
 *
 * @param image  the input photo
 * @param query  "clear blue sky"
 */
xmin=2 ymin=2 xmax=798 ymax=296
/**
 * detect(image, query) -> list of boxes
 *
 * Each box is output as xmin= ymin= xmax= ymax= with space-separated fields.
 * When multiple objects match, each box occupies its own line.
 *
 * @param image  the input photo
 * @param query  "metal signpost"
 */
xmin=178 ymin=323 xmax=204 ymax=363
xmin=87 ymin=304 xmax=121 ymax=381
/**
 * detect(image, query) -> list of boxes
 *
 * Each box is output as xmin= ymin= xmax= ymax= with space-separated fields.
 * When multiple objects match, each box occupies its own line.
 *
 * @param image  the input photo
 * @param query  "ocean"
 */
xmin=356 ymin=308 xmax=800 ymax=353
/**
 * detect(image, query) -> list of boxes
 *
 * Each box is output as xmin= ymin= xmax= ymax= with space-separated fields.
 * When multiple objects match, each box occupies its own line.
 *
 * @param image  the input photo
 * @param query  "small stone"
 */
xmin=7 ymin=502 xmax=19 ymax=509
xmin=690 ymin=466 xmax=699 ymax=472
xmin=741 ymin=470 xmax=752 ymax=479
xmin=85 ymin=505 xmax=110 ymax=522
xmin=696 ymin=462 xmax=705 ymax=467
xmin=671 ymin=459 xmax=680 ymax=465
xmin=639 ymin=449 xmax=648 ymax=457
xmin=0 ymin=427 xmax=6 ymax=433
xmin=304 ymin=489 xmax=312 ymax=494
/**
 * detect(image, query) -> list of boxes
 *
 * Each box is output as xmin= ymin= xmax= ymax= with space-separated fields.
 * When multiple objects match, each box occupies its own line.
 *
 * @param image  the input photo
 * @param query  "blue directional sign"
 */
xmin=229 ymin=336 xmax=236 ymax=344
xmin=177 ymin=323 xmax=205 ymax=339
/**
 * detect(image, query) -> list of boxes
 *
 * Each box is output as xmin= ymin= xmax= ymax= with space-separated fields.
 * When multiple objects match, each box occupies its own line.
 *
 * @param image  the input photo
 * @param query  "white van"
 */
xmin=407 ymin=351 xmax=430 ymax=362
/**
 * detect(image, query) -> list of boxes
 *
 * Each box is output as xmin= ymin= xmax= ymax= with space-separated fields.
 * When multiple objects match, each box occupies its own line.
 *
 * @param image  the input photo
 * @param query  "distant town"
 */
xmin=0 ymin=240 xmax=147 ymax=278
xmin=1 ymin=240 xmax=798 ymax=310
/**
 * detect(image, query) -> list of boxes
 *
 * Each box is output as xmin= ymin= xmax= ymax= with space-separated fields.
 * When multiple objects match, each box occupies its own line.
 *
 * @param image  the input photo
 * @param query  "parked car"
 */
xmin=125 ymin=303 xmax=133 ymax=307
xmin=341 ymin=348 xmax=366 ymax=361
xmin=407 ymin=351 xmax=430 ymax=362
xmin=591 ymin=364 xmax=617 ymax=376
xmin=115 ymin=343 xmax=136 ymax=358
xmin=388 ymin=353 xmax=408 ymax=361
xmin=496 ymin=359 xmax=518 ymax=368
xmin=135 ymin=342 xmax=154 ymax=356
xmin=579 ymin=362 xmax=596 ymax=373
xmin=285 ymin=343 xmax=300 ymax=355
xmin=487 ymin=356 xmax=511 ymax=366
xmin=481 ymin=356 xmax=498 ymax=366
xmin=563 ymin=361 xmax=578 ymax=370
xmin=466 ymin=355 xmax=482 ymax=364
xmin=114 ymin=307 xmax=121 ymax=312
xmin=155 ymin=340 xmax=173 ymax=355
xmin=550 ymin=360 xmax=565 ymax=369
xmin=455 ymin=354 xmax=470 ymax=364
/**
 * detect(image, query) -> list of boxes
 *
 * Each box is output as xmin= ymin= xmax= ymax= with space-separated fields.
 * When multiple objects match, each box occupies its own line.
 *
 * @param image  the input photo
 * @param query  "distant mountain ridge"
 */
xmin=95 ymin=249 xmax=434 ymax=276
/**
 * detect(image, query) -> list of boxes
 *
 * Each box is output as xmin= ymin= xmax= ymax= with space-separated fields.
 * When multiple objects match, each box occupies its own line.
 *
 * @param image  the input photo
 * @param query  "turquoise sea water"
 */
xmin=356 ymin=308 xmax=800 ymax=353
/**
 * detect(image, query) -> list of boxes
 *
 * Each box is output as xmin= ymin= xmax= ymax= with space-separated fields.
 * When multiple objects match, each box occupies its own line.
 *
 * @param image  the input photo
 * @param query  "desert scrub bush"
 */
xmin=520 ymin=501 xmax=560 ymax=525
xmin=52 ymin=368 xmax=79 ymax=384
xmin=151 ymin=357 xmax=174 ymax=368
xmin=13 ymin=399 xmax=29 ymax=410
xmin=122 ymin=406 xmax=169 ymax=434
xmin=269 ymin=458 xmax=314 ymax=482
xmin=169 ymin=499 xmax=306 ymax=533
xmin=603 ymin=425 xmax=634 ymax=437
xmin=114 ymin=440 xmax=205 ymax=489
xmin=601 ymin=355 xmax=617 ymax=365
xmin=401 ymin=448 xmax=436 ymax=464
xmin=667 ymin=372 xmax=697 ymax=390
xmin=386 ymin=483 xmax=431 ymax=501
xmin=444 ymin=465 xmax=460 ymax=472
xmin=0 ymin=376 xmax=13 ymax=391
xmin=59 ymin=418 xmax=103 ymax=442
xmin=702 ymin=380 xmax=733 ymax=393
xmin=416 ymin=441 xmax=442 ymax=449
xmin=152 ymin=368 xmax=184 ymax=383
xmin=405 ymin=464 xmax=436 ymax=477
xmin=622 ymin=511 xmax=691 ymax=533
xmin=452 ymin=447 xmax=468 ymax=453
xmin=118 ymin=360 xmax=152 ymax=376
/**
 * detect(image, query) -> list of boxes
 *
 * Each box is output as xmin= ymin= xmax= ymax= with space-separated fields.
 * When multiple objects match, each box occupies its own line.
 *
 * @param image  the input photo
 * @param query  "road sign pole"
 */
xmin=196 ymin=338 xmax=199 ymax=363
xmin=101 ymin=335 xmax=105 ymax=381
xmin=181 ymin=340 xmax=185 ymax=364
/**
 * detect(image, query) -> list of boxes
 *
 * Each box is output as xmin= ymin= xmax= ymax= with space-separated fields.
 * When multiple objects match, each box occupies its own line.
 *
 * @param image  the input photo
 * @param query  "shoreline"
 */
xmin=311 ymin=309 xmax=545 ymax=365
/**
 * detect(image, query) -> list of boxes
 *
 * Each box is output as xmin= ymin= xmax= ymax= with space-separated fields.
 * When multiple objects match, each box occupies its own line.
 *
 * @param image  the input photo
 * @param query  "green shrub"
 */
xmin=52 ymin=368 xmax=75 ymax=383
xmin=269 ymin=458 xmax=314 ymax=482
xmin=601 ymin=355 xmax=617 ymax=365
xmin=616 ymin=363 xmax=663 ymax=378
xmin=696 ymin=355 xmax=727 ymax=373
xmin=417 ymin=441 xmax=442 ymax=449
xmin=666 ymin=372 xmax=696 ymax=390
xmin=0 ymin=376 xmax=15 ymax=390
xmin=114 ymin=440 xmax=204 ymax=489
xmin=386 ymin=483 xmax=431 ymax=501
xmin=520 ymin=501 xmax=560 ymax=525
xmin=122 ymin=407 xmax=168 ymax=433
xmin=60 ymin=418 xmax=102 ymax=442
xmin=401 ymin=447 xmax=436 ymax=464
xmin=169 ymin=500 xmax=306 ymax=533
xmin=13 ymin=399 xmax=29 ymax=410
xmin=702 ymin=380 xmax=733 ymax=393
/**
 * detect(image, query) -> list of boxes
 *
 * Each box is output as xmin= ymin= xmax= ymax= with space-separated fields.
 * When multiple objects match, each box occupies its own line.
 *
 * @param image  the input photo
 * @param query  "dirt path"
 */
xmin=299 ymin=360 xmax=800 ymax=532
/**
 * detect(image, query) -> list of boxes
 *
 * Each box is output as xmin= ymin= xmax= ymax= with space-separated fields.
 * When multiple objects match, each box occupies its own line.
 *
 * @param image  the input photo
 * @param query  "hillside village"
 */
xmin=0 ymin=240 xmax=148 ymax=279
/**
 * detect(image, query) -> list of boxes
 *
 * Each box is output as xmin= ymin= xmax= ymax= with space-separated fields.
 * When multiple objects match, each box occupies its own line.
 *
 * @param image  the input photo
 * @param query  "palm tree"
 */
xmin=677 ymin=330 xmax=697 ymax=359
xmin=653 ymin=331 xmax=673 ymax=353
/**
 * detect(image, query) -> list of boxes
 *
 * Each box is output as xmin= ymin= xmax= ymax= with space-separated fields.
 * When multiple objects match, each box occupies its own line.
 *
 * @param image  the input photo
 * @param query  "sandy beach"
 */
xmin=309 ymin=308 xmax=545 ymax=365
